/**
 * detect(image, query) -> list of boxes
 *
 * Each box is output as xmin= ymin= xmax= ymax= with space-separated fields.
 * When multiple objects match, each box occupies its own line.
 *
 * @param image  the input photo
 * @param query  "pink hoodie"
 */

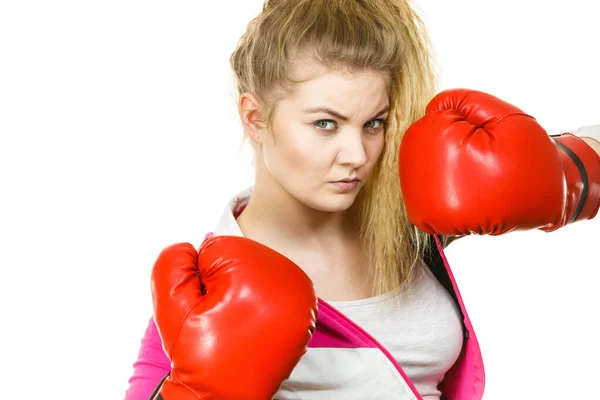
xmin=124 ymin=234 xmax=484 ymax=400
xmin=124 ymin=193 xmax=485 ymax=399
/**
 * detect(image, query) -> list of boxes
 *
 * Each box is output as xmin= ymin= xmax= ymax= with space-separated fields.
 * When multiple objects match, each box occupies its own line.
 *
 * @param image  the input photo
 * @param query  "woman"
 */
xmin=125 ymin=0 xmax=600 ymax=399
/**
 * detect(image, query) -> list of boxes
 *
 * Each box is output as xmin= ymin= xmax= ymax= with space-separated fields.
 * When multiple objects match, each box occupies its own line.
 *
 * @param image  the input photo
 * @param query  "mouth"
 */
xmin=330 ymin=178 xmax=361 ymax=191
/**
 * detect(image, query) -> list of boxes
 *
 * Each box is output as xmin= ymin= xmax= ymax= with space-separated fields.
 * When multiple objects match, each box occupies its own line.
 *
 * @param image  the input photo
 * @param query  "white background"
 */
xmin=1 ymin=1 xmax=598 ymax=399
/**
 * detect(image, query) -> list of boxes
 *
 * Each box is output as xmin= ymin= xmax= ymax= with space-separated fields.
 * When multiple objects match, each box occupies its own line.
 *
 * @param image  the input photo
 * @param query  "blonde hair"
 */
xmin=230 ymin=0 xmax=438 ymax=296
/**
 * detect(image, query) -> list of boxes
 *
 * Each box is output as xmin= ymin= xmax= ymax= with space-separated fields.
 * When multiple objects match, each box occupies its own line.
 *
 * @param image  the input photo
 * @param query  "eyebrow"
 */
xmin=303 ymin=106 xmax=389 ymax=121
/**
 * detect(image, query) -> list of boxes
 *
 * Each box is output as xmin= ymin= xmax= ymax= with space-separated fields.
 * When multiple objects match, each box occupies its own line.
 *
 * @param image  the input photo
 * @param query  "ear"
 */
xmin=238 ymin=93 xmax=267 ymax=144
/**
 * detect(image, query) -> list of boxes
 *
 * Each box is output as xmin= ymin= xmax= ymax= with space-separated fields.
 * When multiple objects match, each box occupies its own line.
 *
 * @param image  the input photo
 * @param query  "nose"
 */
xmin=336 ymin=129 xmax=368 ymax=168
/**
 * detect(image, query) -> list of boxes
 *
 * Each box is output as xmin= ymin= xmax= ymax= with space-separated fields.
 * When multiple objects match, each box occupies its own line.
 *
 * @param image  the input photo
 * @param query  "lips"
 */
xmin=330 ymin=179 xmax=361 ymax=192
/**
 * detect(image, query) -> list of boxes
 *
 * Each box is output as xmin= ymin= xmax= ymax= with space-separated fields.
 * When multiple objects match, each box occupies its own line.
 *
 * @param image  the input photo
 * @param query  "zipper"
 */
xmin=317 ymin=298 xmax=424 ymax=400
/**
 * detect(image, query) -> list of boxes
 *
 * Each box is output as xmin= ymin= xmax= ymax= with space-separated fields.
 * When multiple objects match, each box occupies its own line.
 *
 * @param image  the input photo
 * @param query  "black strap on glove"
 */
xmin=148 ymin=373 xmax=169 ymax=400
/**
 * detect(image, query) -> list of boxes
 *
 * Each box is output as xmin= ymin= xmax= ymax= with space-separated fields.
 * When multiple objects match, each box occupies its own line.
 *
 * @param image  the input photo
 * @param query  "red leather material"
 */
xmin=400 ymin=89 xmax=567 ymax=235
xmin=151 ymin=236 xmax=318 ymax=399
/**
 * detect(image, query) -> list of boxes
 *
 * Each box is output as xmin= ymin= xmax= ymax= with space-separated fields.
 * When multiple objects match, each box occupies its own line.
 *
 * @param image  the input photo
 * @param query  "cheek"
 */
xmin=366 ymin=136 xmax=385 ymax=167
xmin=266 ymin=125 xmax=331 ymax=172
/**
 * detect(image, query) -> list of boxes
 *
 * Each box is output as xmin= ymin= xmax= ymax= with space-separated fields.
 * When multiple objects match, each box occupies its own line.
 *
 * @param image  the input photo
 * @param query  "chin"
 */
xmin=307 ymin=192 xmax=359 ymax=213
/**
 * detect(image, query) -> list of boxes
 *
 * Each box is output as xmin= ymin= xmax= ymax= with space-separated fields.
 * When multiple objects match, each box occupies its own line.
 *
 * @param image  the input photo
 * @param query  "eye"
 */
xmin=313 ymin=119 xmax=337 ymax=133
xmin=364 ymin=118 xmax=387 ymax=133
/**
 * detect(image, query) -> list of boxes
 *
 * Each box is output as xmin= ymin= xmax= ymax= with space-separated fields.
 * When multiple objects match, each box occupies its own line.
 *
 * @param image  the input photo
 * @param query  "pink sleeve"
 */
xmin=124 ymin=317 xmax=171 ymax=400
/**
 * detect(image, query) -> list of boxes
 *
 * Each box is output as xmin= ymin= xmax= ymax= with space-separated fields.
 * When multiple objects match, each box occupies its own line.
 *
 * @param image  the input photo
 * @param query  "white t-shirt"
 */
xmin=328 ymin=266 xmax=464 ymax=399
xmin=214 ymin=188 xmax=464 ymax=399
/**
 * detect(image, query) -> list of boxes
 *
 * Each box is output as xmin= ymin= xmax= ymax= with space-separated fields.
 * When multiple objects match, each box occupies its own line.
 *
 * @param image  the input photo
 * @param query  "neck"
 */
xmin=237 ymin=178 xmax=361 ymax=249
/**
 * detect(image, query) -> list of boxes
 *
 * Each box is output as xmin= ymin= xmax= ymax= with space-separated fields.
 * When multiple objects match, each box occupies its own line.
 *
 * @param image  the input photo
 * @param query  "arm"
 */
xmin=124 ymin=318 xmax=171 ymax=400
xmin=581 ymin=138 xmax=600 ymax=157
xmin=540 ymin=125 xmax=600 ymax=232
xmin=568 ymin=124 xmax=600 ymax=157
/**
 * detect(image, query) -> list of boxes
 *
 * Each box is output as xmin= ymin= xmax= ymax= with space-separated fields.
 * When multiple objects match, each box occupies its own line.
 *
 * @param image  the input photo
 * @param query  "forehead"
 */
xmin=286 ymin=58 xmax=390 ymax=111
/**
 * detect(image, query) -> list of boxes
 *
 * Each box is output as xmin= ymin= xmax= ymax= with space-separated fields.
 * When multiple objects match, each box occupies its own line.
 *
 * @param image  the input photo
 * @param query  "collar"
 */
xmin=212 ymin=186 xmax=253 ymax=237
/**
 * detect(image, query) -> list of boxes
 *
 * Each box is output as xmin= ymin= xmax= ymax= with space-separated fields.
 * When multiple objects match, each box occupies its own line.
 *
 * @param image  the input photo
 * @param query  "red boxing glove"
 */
xmin=151 ymin=236 xmax=318 ymax=400
xmin=399 ymin=89 xmax=600 ymax=236
xmin=541 ymin=132 xmax=600 ymax=231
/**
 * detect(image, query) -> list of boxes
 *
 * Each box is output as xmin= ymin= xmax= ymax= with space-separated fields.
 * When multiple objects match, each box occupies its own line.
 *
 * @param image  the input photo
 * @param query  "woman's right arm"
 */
xmin=124 ymin=317 xmax=171 ymax=400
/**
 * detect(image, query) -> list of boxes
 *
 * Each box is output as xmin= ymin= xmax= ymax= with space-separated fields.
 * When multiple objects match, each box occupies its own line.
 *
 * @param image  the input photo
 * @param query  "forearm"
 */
xmin=573 ymin=124 xmax=600 ymax=158
xmin=539 ymin=130 xmax=600 ymax=232
xmin=581 ymin=137 xmax=600 ymax=158
xmin=124 ymin=318 xmax=171 ymax=400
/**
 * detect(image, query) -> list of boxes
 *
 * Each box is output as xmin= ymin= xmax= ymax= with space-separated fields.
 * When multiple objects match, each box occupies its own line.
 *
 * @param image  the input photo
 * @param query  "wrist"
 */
xmin=581 ymin=137 xmax=600 ymax=158
xmin=548 ymin=133 xmax=600 ymax=229
xmin=571 ymin=125 xmax=600 ymax=158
